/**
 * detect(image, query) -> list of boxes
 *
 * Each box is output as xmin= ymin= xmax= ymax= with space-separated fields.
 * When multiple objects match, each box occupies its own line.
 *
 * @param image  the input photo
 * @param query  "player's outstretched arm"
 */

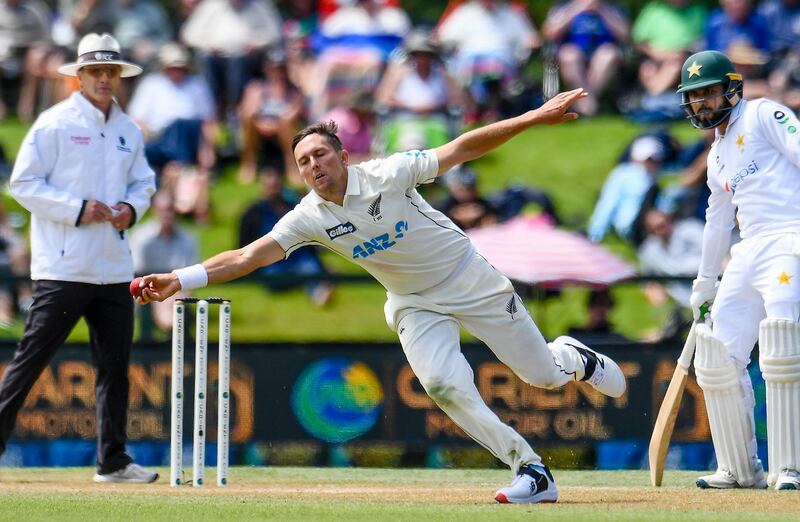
xmin=434 ymin=88 xmax=587 ymax=174
xmin=136 ymin=235 xmax=286 ymax=303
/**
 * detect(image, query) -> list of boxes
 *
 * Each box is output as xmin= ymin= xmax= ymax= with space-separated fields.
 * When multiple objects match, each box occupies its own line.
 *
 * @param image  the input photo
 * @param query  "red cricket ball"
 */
xmin=129 ymin=277 xmax=144 ymax=298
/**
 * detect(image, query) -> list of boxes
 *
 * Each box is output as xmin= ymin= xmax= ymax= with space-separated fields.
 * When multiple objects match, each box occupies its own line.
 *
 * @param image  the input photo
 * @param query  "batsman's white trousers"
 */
xmin=712 ymin=233 xmax=800 ymax=363
xmin=384 ymin=253 xmax=578 ymax=474
xmin=709 ymin=233 xmax=800 ymax=471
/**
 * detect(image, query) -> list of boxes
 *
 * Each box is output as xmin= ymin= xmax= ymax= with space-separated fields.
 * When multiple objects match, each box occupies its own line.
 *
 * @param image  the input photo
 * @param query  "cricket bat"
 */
xmin=648 ymin=322 xmax=698 ymax=487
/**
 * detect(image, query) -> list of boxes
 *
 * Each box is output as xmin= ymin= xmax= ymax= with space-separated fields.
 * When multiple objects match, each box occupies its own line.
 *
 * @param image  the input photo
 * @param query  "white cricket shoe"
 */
xmin=553 ymin=336 xmax=626 ymax=398
xmin=776 ymin=469 xmax=800 ymax=490
xmin=94 ymin=463 xmax=159 ymax=484
xmin=696 ymin=463 xmax=768 ymax=489
xmin=495 ymin=464 xmax=558 ymax=504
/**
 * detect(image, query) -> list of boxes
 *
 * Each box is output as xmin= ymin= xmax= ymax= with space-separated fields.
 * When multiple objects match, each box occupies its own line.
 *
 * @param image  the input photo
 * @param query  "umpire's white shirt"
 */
xmin=10 ymin=92 xmax=156 ymax=284
xmin=706 ymin=98 xmax=800 ymax=238
xmin=268 ymin=149 xmax=474 ymax=295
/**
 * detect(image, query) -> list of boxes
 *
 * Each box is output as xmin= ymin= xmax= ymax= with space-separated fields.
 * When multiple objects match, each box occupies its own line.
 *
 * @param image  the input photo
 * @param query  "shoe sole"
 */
xmin=777 ymin=483 xmax=799 ymax=490
xmin=494 ymin=492 xmax=558 ymax=504
xmin=696 ymin=478 xmax=767 ymax=489
xmin=93 ymin=473 xmax=159 ymax=484
xmin=556 ymin=336 xmax=626 ymax=397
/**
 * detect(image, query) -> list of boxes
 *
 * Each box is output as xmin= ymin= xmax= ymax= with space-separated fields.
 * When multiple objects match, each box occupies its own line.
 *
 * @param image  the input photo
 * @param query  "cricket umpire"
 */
xmin=0 ymin=33 xmax=157 ymax=482
xmin=136 ymin=89 xmax=627 ymax=503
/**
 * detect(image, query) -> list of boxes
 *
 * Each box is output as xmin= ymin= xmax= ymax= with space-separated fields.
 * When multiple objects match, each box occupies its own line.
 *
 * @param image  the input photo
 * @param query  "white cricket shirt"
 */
xmin=706 ymin=98 xmax=800 ymax=239
xmin=268 ymin=150 xmax=474 ymax=295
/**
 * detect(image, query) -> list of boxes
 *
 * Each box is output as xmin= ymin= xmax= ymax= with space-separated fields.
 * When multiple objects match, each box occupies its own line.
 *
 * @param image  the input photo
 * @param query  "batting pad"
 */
xmin=695 ymin=325 xmax=759 ymax=486
xmin=759 ymin=319 xmax=800 ymax=485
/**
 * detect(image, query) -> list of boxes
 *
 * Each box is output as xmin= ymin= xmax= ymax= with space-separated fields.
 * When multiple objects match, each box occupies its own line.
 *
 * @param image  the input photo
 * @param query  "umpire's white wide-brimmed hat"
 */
xmin=57 ymin=33 xmax=143 ymax=78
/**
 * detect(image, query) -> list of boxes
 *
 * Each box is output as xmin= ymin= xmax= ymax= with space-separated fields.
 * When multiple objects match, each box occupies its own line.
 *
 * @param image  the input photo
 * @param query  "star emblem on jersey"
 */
xmin=736 ymin=134 xmax=745 ymax=150
xmin=368 ymin=194 xmax=383 ymax=221
xmin=778 ymin=271 xmax=794 ymax=285
xmin=687 ymin=61 xmax=702 ymax=78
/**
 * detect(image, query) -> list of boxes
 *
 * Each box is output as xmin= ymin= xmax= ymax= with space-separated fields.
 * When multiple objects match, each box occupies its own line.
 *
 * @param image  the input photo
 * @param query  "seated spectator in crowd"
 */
xmin=437 ymin=165 xmax=498 ymax=231
xmin=568 ymin=288 xmax=629 ymax=344
xmin=437 ymin=0 xmax=540 ymax=122
xmin=0 ymin=197 xmax=27 ymax=327
xmin=238 ymin=47 xmax=304 ymax=185
xmin=281 ymin=0 xmax=319 ymax=95
xmin=375 ymin=30 xmax=463 ymax=153
xmin=759 ymin=0 xmax=800 ymax=55
xmin=130 ymin=191 xmax=200 ymax=339
xmin=181 ymin=0 xmax=282 ymax=120
xmin=663 ymin=131 xmax=714 ymax=221
xmin=632 ymin=0 xmax=707 ymax=97
xmin=113 ymin=0 xmax=172 ymax=68
xmin=0 ymin=143 xmax=9 ymax=180
xmin=490 ymin=184 xmax=559 ymax=224
xmin=587 ymin=135 xmax=665 ymax=244
xmin=542 ymin=0 xmax=629 ymax=116
xmin=637 ymin=208 xmax=704 ymax=342
xmin=310 ymin=0 xmax=410 ymax=119
xmin=706 ymin=0 xmax=770 ymax=53
xmin=238 ymin=167 xmax=334 ymax=306
xmin=172 ymin=0 xmax=200 ymax=34
xmin=128 ymin=42 xmax=217 ymax=223
xmin=0 ymin=0 xmax=49 ymax=120
xmin=320 ymin=0 xmax=410 ymax=38
xmin=759 ymin=0 xmax=800 ymax=108
xmin=322 ymin=91 xmax=376 ymax=163
xmin=705 ymin=0 xmax=771 ymax=97
xmin=46 ymin=0 xmax=120 ymax=106
xmin=638 ymin=208 xmax=703 ymax=306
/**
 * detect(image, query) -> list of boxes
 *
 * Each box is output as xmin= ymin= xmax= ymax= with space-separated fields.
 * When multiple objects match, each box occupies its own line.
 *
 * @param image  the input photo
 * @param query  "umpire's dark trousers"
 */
xmin=0 ymin=280 xmax=134 ymax=473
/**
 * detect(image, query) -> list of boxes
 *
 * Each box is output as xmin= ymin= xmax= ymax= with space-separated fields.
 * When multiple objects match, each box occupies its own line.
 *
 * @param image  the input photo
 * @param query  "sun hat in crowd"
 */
xmin=57 ymin=33 xmax=143 ymax=78
xmin=404 ymin=30 xmax=439 ymax=55
xmin=630 ymin=136 xmax=666 ymax=163
xmin=159 ymin=42 xmax=192 ymax=69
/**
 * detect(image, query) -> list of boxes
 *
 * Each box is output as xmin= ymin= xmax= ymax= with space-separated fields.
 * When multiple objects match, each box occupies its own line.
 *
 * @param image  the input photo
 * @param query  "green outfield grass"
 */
xmin=0 ymin=467 xmax=796 ymax=521
xmin=0 ymin=116 xmax=701 ymax=342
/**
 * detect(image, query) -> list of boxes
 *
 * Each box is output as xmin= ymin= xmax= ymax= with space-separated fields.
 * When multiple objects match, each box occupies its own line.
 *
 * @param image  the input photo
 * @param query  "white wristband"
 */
xmin=173 ymin=264 xmax=208 ymax=290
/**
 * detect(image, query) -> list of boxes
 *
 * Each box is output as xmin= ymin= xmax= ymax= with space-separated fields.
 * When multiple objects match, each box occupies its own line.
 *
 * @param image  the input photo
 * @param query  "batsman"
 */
xmin=679 ymin=50 xmax=800 ymax=490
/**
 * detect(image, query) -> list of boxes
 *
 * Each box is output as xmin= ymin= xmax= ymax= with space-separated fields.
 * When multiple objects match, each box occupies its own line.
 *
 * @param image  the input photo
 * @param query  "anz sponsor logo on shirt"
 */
xmin=326 ymin=221 xmax=357 ymax=240
xmin=116 ymin=135 xmax=131 ymax=152
xmin=352 ymin=220 xmax=408 ymax=259
xmin=725 ymin=160 xmax=759 ymax=193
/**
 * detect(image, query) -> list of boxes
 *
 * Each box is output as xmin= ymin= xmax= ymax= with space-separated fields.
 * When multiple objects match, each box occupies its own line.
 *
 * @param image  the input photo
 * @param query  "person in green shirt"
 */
xmin=633 ymin=0 xmax=707 ymax=95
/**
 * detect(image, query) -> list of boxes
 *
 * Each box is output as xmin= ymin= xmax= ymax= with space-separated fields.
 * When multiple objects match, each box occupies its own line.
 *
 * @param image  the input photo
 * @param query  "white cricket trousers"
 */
xmin=709 ymin=233 xmax=800 ymax=465
xmin=712 ymin=233 xmax=800 ymax=362
xmin=384 ymin=253 xmax=579 ymax=474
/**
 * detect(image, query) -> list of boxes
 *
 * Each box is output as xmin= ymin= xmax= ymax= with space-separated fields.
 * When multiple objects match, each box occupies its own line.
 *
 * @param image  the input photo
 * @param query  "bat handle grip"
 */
xmin=676 ymin=322 xmax=697 ymax=371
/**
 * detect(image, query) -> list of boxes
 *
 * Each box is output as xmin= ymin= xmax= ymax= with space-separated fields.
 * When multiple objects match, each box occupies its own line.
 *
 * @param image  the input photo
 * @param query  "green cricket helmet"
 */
xmin=677 ymin=50 xmax=743 ymax=130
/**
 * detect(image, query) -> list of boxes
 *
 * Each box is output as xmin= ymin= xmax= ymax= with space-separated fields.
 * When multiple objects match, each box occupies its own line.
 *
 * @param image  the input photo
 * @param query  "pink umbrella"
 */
xmin=467 ymin=215 xmax=636 ymax=288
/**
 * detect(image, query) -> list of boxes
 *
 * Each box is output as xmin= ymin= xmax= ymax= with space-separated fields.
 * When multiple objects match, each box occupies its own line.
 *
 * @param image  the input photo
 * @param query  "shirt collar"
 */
xmin=716 ymin=98 xmax=746 ymax=138
xmin=71 ymin=91 xmax=119 ymax=124
xmin=308 ymin=165 xmax=361 ymax=206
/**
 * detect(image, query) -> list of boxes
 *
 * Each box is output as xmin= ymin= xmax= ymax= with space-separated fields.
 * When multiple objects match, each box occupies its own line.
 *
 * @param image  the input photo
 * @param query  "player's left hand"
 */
xmin=110 ymin=203 xmax=133 ymax=230
xmin=136 ymin=272 xmax=181 ymax=304
xmin=532 ymin=88 xmax=587 ymax=125
xmin=689 ymin=278 xmax=717 ymax=321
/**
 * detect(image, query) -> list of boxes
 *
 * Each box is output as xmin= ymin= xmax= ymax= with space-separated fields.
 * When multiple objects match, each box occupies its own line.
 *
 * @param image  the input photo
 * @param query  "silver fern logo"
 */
xmin=505 ymin=295 xmax=518 ymax=319
xmin=367 ymin=194 xmax=383 ymax=221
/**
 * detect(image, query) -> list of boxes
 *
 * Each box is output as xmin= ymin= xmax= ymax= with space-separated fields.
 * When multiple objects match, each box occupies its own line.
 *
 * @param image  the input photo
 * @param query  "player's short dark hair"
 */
xmin=291 ymin=121 xmax=343 ymax=153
